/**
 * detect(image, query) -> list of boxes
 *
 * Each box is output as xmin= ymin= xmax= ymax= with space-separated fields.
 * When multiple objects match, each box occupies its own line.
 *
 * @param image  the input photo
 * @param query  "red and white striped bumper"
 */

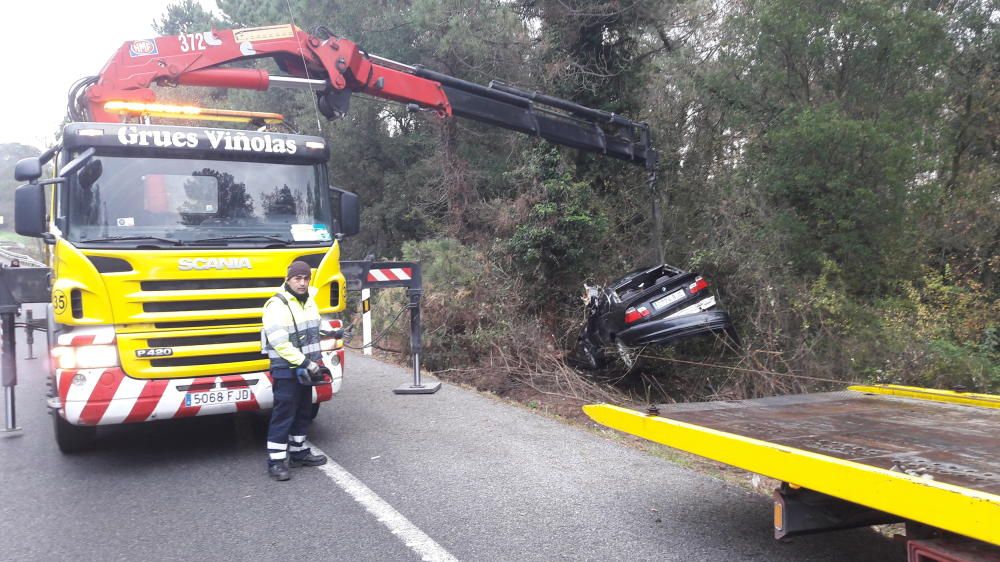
xmin=52 ymin=349 xmax=344 ymax=427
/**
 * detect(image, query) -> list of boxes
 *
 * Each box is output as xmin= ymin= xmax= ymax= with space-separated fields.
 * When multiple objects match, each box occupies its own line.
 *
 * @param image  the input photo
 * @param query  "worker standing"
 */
xmin=261 ymin=260 xmax=328 ymax=481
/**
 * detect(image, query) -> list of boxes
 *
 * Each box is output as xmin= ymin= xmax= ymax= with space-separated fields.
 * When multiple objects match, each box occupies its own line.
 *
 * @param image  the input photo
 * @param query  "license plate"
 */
xmin=184 ymin=388 xmax=252 ymax=407
xmin=651 ymin=289 xmax=686 ymax=311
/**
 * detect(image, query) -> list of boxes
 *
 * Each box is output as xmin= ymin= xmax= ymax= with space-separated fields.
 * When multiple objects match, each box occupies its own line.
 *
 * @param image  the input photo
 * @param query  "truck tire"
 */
xmin=53 ymin=413 xmax=97 ymax=453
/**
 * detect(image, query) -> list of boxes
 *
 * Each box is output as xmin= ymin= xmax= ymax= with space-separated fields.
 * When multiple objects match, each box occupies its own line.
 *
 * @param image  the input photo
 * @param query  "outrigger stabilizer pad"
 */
xmin=394 ymin=381 xmax=442 ymax=395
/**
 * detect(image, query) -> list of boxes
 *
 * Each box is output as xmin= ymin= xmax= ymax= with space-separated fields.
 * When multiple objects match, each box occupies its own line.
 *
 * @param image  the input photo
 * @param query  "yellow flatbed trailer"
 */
xmin=584 ymin=385 xmax=999 ymax=560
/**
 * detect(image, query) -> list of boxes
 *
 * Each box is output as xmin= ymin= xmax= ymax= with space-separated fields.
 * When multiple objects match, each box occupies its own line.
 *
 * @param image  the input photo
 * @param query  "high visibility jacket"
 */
xmin=261 ymin=286 xmax=322 ymax=371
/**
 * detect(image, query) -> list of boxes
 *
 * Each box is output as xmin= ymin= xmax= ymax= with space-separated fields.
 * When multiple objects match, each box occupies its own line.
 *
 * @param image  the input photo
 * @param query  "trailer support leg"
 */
xmin=394 ymin=286 xmax=440 ymax=395
xmin=773 ymin=483 xmax=899 ymax=539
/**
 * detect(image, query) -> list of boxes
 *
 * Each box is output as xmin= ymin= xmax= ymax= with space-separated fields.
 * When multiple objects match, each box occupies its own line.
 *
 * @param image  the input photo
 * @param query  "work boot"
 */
xmin=268 ymin=461 xmax=290 ymax=481
xmin=289 ymin=451 xmax=327 ymax=467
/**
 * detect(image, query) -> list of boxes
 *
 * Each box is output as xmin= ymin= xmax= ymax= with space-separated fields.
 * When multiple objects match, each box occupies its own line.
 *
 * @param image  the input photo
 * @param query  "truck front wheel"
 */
xmin=52 ymin=413 xmax=97 ymax=453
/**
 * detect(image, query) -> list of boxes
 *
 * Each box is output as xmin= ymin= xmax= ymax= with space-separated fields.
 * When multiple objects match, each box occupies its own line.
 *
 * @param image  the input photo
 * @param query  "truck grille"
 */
xmin=153 ymin=318 xmax=259 ymax=329
xmin=147 ymin=332 xmax=261 ymax=347
xmin=136 ymin=277 xmax=280 ymax=316
xmin=113 ymin=273 xmax=296 ymax=377
xmin=143 ymin=298 xmax=268 ymax=313
xmin=151 ymin=351 xmax=264 ymax=368
xmin=141 ymin=278 xmax=282 ymax=291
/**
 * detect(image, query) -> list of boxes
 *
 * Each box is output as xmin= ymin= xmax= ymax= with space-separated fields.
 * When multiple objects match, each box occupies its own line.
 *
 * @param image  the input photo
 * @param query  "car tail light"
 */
xmin=688 ymin=277 xmax=709 ymax=295
xmin=624 ymin=306 xmax=651 ymax=324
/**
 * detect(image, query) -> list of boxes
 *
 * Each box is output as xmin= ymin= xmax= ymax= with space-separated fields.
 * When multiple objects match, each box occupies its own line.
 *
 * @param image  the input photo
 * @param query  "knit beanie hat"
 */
xmin=286 ymin=260 xmax=312 ymax=279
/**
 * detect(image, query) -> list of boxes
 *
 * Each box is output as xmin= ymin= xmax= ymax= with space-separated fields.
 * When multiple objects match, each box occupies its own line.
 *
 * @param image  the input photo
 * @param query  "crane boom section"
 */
xmin=85 ymin=25 xmax=450 ymax=122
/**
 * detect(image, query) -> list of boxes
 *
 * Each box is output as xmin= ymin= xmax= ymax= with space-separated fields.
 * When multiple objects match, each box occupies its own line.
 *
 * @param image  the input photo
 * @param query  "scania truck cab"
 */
xmin=15 ymin=122 xmax=359 ymax=451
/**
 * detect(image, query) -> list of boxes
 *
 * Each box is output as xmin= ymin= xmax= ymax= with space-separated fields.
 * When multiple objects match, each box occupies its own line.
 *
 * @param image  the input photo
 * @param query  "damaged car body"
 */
xmin=573 ymin=264 xmax=737 ymax=370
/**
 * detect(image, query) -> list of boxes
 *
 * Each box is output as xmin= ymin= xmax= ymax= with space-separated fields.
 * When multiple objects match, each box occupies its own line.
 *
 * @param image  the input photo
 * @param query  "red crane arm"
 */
xmin=79 ymin=23 xmax=655 ymax=170
xmin=84 ymin=24 xmax=451 ymax=122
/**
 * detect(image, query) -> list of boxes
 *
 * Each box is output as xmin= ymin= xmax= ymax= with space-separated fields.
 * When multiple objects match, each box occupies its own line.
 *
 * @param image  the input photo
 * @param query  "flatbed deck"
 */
xmin=584 ymin=385 xmax=999 ymax=546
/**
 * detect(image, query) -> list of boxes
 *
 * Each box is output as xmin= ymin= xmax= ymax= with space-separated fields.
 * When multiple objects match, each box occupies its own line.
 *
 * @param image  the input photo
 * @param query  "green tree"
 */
xmin=505 ymin=170 xmax=610 ymax=303
xmin=153 ymin=0 xmax=226 ymax=34
xmin=757 ymin=105 xmax=913 ymax=289
xmin=713 ymin=0 xmax=951 ymax=293
xmin=919 ymin=0 xmax=1000 ymax=292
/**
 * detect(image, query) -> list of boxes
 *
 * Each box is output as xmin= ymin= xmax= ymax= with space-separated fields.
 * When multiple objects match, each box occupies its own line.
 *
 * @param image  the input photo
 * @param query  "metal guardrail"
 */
xmin=0 ymin=246 xmax=45 ymax=268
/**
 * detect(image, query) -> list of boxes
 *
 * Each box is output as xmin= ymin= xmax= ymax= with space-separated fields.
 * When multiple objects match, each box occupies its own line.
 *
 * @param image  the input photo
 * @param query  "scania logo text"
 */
xmin=178 ymin=257 xmax=252 ymax=270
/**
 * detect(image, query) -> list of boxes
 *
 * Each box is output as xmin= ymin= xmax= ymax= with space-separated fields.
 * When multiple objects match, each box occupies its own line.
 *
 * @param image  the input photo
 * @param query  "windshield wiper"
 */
xmin=188 ymin=234 xmax=291 ymax=245
xmin=82 ymin=235 xmax=182 ymax=245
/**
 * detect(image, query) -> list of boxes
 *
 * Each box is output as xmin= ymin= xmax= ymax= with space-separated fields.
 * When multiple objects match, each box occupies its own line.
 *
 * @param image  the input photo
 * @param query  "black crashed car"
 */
xmin=573 ymin=264 xmax=737 ymax=369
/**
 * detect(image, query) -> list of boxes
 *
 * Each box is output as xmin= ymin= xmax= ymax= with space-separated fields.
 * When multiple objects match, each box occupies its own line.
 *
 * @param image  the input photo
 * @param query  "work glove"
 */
xmin=296 ymin=360 xmax=326 ymax=385
xmin=320 ymin=328 xmax=345 ymax=339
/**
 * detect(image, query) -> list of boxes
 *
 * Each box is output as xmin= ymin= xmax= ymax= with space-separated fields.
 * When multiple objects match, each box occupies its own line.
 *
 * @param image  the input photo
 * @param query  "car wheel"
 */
xmin=616 ymin=341 xmax=638 ymax=369
xmin=571 ymin=337 xmax=608 ymax=370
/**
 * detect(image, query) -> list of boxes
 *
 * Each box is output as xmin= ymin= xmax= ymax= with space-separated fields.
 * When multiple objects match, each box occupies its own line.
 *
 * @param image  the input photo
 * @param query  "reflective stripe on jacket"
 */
xmin=262 ymin=286 xmax=322 ymax=370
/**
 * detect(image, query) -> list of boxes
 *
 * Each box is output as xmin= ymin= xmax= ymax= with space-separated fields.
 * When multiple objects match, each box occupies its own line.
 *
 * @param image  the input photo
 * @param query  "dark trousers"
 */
xmin=267 ymin=375 xmax=314 ymax=463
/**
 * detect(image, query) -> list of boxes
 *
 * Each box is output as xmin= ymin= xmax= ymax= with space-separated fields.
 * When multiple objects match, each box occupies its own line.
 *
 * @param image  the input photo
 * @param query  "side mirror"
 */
xmin=14 ymin=183 xmax=47 ymax=238
xmin=14 ymin=158 xmax=42 ymax=182
xmin=331 ymin=187 xmax=360 ymax=237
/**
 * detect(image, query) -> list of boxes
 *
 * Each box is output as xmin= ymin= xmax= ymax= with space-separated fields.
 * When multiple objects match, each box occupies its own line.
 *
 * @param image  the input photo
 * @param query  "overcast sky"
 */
xmin=2 ymin=1 xmax=217 ymax=149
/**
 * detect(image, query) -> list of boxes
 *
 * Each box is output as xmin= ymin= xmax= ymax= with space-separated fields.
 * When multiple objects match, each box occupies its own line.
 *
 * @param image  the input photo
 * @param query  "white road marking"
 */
xmin=308 ymin=443 xmax=458 ymax=562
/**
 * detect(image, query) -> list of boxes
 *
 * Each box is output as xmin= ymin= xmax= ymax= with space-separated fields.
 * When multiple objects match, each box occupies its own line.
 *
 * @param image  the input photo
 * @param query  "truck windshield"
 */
xmin=64 ymin=155 xmax=333 ymax=246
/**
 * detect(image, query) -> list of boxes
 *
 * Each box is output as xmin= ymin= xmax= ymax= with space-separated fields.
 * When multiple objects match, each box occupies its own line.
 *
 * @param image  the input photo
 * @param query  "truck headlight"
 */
xmin=326 ymin=352 xmax=341 ymax=367
xmin=53 ymin=345 xmax=119 ymax=369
